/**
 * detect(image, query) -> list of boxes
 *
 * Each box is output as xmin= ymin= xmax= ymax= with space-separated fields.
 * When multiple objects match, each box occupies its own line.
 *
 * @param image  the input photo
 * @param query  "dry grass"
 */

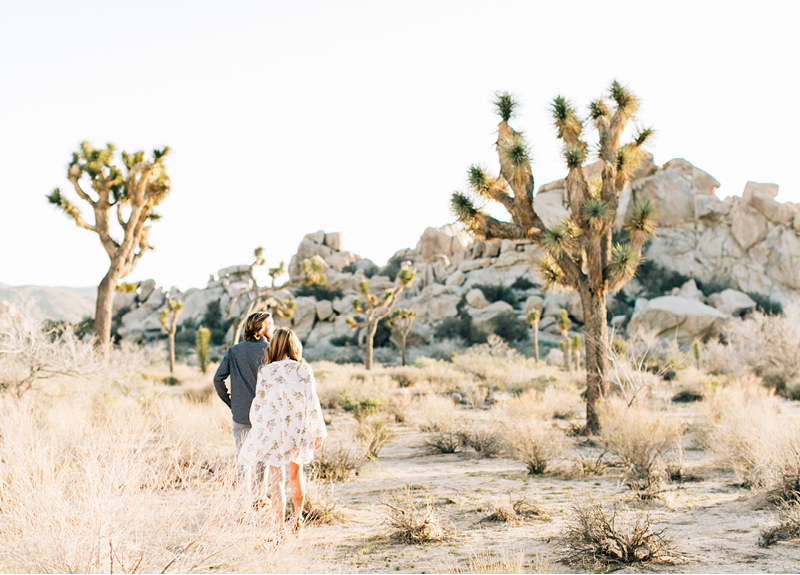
xmin=381 ymin=487 xmax=452 ymax=544
xmin=759 ymin=500 xmax=800 ymax=547
xmin=356 ymin=413 xmax=393 ymax=459
xmin=479 ymin=493 xmax=550 ymax=524
xmin=560 ymin=499 xmax=675 ymax=567
xmin=502 ymin=386 xmax=581 ymax=420
xmin=598 ymin=398 xmax=680 ymax=493
xmin=702 ymin=375 xmax=800 ymax=489
xmin=459 ymin=416 xmax=503 ymax=456
xmin=307 ymin=440 xmax=365 ymax=482
xmin=410 ymin=393 xmax=459 ymax=432
xmin=500 ymin=418 xmax=569 ymax=475
xmin=425 ymin=421 xmax=466 ymax=454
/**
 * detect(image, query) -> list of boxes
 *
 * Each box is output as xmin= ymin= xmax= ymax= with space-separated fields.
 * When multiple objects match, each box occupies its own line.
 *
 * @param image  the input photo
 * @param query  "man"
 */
xmin=213 ymin=311 xmax=274 ymax=497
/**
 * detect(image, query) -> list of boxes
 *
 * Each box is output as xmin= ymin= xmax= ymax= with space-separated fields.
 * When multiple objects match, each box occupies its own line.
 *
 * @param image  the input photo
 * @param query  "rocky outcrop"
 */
xmin=628 ymin=296 xmax=728 ymax=343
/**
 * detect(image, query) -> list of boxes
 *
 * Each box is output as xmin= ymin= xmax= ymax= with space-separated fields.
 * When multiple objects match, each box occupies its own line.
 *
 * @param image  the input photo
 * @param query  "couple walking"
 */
xmin=213 ymin=311 xmax=327 ymax=541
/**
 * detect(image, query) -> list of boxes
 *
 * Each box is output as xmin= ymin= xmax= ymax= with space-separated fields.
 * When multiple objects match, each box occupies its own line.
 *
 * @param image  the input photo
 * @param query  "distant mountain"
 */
xmin=0 ymin=284 xmax=96 ymax=322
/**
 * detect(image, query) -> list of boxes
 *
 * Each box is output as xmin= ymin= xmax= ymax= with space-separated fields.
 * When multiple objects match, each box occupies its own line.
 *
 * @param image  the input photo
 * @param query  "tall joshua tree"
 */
xmin=526 ymin=309 xmax=541 ymax=362
xmin=159 ymin=299 xmax=184 ymax=374
xmin=387 ymin=308 xmax=418 ymax=366
xmin=347 ymin=268 xmax=417 ymax=370
xmin=451 ymin=82 xmax=656 ymax=433
xmin=47 ymin=142 xmax=171 ymax=358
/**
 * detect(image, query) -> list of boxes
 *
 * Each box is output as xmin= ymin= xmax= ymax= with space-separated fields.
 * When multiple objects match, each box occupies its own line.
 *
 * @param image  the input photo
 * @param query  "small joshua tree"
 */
xmin=572 ymin=334 xmax=583 ymax=370
xmin=693 ymin=340 xmax=701 ymax=370
xmin=47 ymin=142 xmax=171 ymax=358
xmin=196 ymin=325 xmax=211 ymax=374
xmin=347 ymin=268 xmax=417 ymax=370
xmin=388 ymin=308 xmax=418 ymax=366
xmin=526 ymin=309 xmax=541 ymax=362
xmin=159 ymin=299 xmax=184 ymax=374
xmin=451 ymin=83 xmax=656 ymax=433
xmin=224 ymin=247 xmax=299 ymax=345
xmin=557 ymin=310 xmax=572 ymax=372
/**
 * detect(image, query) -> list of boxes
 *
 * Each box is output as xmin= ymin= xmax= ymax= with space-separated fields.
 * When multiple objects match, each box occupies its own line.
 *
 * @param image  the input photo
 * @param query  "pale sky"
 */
xmin=1 ymin=0 xmax=797 ymax=291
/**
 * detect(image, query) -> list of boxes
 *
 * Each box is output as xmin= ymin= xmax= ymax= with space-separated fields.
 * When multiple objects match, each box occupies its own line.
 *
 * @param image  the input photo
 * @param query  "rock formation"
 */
xmin=110 ymin=156 xmax=800 ymax=352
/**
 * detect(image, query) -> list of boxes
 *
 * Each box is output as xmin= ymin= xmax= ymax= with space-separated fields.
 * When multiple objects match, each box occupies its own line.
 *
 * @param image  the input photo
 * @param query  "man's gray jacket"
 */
xmin=213 ymin=338 xmax=269 ymax=425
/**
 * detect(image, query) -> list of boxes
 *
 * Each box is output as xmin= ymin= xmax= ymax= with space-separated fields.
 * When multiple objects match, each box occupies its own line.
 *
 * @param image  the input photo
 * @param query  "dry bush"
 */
xmin=312 ymin=361 xmax=396 ymax=409
xmin=607 ymin=329 xmax=682 ymax=406
xmin=412 ymin=356 xmax=470 ymax=391
xmin=425 ymin=421 xmax=466 ymax=454
xmin=503 ymin=386 xmax=581 ymax=421
xmin=444 ymin=548 xmax=552 ymax=574
xmin=307 ymin=440 xmax=365 ymax=482
xmin=759 ymin=500 xmax=800 ymax=547
xmin=286 ymin=481 xmax=342 ymax=525
xmin=385 ymin=391 xmax=414 ymax=423
xmin=598 ymin=399 xmax=680 ymax=493
xmin=410 ymin=393 xmax=459 ymax=432
xmin=459 ymin=417 xmax=502 ymax=457
xmin=718 ymin=304 xmax=800 ymax=394
xmin=479 ymin=493 xmax=550 ymax=524
xmin=451 ymin=336 xmax=544 ymax=392
xmin=702 ymin=375 xmax=800 ymax=489
xmin=386 ymin=365 xmax=424 ymax=388
xmin=356 ymin=413 xmax=393 ymax=459
xmin=501 ymin=418 xmax=569 ymax=475
xmin=560 ymin=499 xmax=674 ymax=567
xmin=381 ymin=487 xmax=451 ymax=544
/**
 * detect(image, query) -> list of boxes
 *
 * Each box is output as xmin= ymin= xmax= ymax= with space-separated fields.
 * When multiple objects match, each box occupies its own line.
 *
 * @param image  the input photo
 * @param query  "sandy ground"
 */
xmin=238 ymin=410 xmax=800 ymax=574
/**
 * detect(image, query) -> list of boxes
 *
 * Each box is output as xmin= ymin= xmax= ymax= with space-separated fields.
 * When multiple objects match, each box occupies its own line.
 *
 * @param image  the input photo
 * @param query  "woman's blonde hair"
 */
xmin=267 ymin=327 xmax=304 ymax=365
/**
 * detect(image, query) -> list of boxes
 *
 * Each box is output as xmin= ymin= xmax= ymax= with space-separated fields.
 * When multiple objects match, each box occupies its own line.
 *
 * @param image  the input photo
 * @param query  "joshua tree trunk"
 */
xmin=365 ymin=321 xmax=377 ymax=370
xmin=533 ymin=328 xmax=539 ymax=362
xmin=168 ymin=328 xmax=176 ymax=374
xmin=580 ymin=287 xmax=610 ymax=433
xmin=94 ymin=269 xmax=119 ymax=355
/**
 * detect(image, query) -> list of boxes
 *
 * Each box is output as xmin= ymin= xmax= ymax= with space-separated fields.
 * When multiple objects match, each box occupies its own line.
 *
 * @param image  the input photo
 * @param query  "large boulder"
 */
xmin=743 ymin=181 xmax=797 ymax=225
xmin=628 ymin=296 xmax=728 ymax=343
xmin=466 ymin=300 xmax=515 ymax=334
xmin=416 ymin=224 xmax=473 ymax=262
xmin=292 ymin=296 xmax=317 ymax=341
xmin=466 ymin=288 xmax=488 ymax=309
xmin=731 ymin=203 xmax=769 ymax=251
xmin=707 ymin=289 xmax=756 ymax=317
xmin=631 ymin=169 xmax=695 ymax=227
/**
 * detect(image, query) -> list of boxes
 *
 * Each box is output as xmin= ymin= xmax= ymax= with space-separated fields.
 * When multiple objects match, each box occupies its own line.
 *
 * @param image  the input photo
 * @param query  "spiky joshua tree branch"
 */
xmin=450 ymin=84 xmax=657 ymax=433
xmin=347 ymin=267 xmax=417 ymax=370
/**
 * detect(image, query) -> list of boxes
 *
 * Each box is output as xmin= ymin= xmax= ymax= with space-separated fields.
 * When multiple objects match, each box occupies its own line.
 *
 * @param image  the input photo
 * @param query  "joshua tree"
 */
xmin=693 ymin=340 xmax=701 ymax=370
xmin=347 ymin=268 xmax=417 ymax=370
xmin=223 ymin=248 xmax=299 ymax=345
xmin=387 ymin=308 xmax=418 ymax=366
xmin=451 ymin=83 xmax=656 ymax=433
xmin=196 ymin=325 xmax=211 ymax=374
xmin=572 ymin=334 xmax=583 ymax=370
xmin=47 ymin=142 xmax=171 ymax=358
xmin=526 ymin=309 xmax=541 ymax=362
xmin=557 ymin=310 xmax=572 ymax=372
xmin=159 ymin=299 xmax=184 ymax=374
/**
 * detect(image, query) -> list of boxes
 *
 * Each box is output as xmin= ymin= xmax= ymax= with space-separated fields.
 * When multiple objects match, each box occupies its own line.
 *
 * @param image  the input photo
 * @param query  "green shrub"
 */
xmin=381 ymin=256 xmax=405 ymax=282
xmin=511 ymin=276 xmax=535 ymax=291
xmin=494 ymin=311 xmax=529 ymax=342
xmin=636 ymin=261 xmax=690 ymax=298
xmin=295 ymin=283 xmax=343 ymax=301
xmin=748 ymin=292 xmax=783 ymax=316
xmin=196 ymin=326 xmax=211 ymax=374
xmin=474 ymin=283 xmax=518 ymax=308
xmin=331 ymin=334 xmax=359 ymax=347
xmin=340 ymin=389 xmax=383 ymax=422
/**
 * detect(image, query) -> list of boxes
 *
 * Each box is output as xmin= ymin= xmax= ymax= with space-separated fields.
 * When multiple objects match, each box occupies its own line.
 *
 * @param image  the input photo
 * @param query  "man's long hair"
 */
xmin=243 ymin=311 xmax=271 ymax=342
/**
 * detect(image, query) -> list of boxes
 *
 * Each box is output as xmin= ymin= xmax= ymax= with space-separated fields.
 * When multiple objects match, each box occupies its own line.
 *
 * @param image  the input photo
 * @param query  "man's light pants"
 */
xmin=232 ymin=421 xmax=268 ymax=503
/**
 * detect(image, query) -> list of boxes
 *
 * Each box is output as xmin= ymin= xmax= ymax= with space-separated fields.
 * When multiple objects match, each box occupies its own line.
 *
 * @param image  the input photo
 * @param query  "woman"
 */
xmin=238 ymin=327 xmax=327 ymax=541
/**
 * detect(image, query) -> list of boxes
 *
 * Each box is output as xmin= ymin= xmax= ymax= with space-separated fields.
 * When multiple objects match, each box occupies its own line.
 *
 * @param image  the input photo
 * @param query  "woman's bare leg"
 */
xmin=288 ymin=462 xmax=305 ymax=533
xmin=269 ymin=465 xmax=286 ymax=540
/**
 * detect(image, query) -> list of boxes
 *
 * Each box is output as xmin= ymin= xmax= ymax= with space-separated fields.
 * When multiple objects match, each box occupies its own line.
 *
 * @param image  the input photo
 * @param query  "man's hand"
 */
xmin=314 ymin=437 xmax=323 ymax=450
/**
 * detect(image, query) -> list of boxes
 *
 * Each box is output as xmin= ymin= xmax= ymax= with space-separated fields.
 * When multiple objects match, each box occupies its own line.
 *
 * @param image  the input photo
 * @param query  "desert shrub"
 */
xmin=381 ymin=256 xmax=405 ymax=282
xmin=307 ymin=440 xmax=365 ymax=482
xmin=386 ymin=392 xmax=415 ymax=423
xmin=381 ymin=487 xmax=450 ymax=543
xmin=501 ymin=419 xmax=568 ymax=475
xmin=312 ymin=362 xmax=395 ymax=409
xmin=330 ymin=334 xmax=358 ymax=347
xmin=386 ymin=366 xmax=423 ymax=388
xmin=434 ymin=315 xmax=470 ymax=342
xmin=759 ymin=500 xmax=800 ymax=547
xmin=479 ymin=494 xmax=549 ymax=524
xmin=340 ymin=388 xmax=383 ymax=422
xmin=748 ymin=291 xmax=783 ymax=316
xmin=412 ymin=357 xmax=468 ymax=390
xmin=201 ymin=300 xmax=231 ymax=346
xmin=510 ymin=276 xmax=536 ymax=291
xmin=452 ymin=336 xmax=542 ymax=391
xmin=635 ymin=260 xmax=690 ymax=298
xmin=356 ymin=413 xmax=393 ymax=459
xmin=504 ymin=387 xmax=581 ymax=421
xmin=560 ymin=499 xmax=674 ymax=567
xmin=702 ymin=376 xmax=800 ymax=489
xmin=474 ymin=283 xmax=518 ymax=308
xmin=493 ymin=311 xmax=529 ymax=342
xmin=459 ymin=418 xmax=502 ymax=456
xmin=425 ymin=422 xmax=465 ymax=454
xmin=295 ymin=283 xmax=343 ymax=301
xmin=410 ymin=393 xmax=459 ymax=432
xmin=598 ymin=399 xmax=680 ymax=493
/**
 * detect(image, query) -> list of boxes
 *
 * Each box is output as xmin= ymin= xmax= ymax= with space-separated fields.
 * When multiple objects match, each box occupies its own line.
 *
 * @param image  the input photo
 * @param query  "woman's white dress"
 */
xmin=239 ymin=359 xmax=327 ymax=467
